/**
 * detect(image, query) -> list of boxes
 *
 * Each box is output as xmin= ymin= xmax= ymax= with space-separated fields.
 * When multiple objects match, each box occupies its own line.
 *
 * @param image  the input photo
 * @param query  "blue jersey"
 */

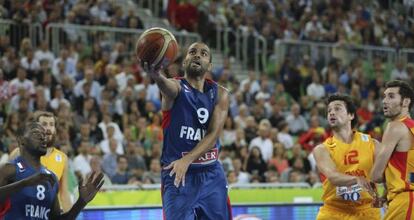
xmin=1 ymin=156 xmax=58 ymax=220
xmin=161 ymin=78 xmax=220 ymax=168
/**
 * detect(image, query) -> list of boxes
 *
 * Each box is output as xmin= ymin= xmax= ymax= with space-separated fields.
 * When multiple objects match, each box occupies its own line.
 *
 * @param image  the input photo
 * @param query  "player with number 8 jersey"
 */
xmin=2 ymin=156 xmax=58 ymax=220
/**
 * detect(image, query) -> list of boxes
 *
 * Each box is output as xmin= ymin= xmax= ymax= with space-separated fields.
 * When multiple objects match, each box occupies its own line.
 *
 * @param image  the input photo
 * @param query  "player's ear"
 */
xmin=403 ymin=98 xmax=410 ymax=108
xmin=207 ymin=63 xmax=212 ymax=72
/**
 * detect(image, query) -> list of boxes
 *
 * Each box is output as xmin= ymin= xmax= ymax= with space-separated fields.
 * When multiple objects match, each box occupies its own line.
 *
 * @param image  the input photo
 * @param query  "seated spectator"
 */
xmin=286 ymin=103 xmax=309 ymax=135
xmin=142 ymin=158 xmax=161 ymax=184
xmin=111 ymin=155 xmax=130 ymax=184
xmin=268 ymin=143 xmax=289 ymax=174
xmin=249 ymin=119 xmax=273 ymax=162
xmin=88 ymin=156 xmax=112 ymax=186
xmin=245 ymin=146 xmax=268 ymax=182
xmin=232 ymin=158 xmax=250 ymax=184
xmin=73 ymin=141 xmax=92 ymax=179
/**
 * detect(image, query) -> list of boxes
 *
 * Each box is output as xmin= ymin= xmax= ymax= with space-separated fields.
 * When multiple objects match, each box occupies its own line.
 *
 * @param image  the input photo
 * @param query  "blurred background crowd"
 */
xmin=0 ymin=0 xmax=414 ymax=194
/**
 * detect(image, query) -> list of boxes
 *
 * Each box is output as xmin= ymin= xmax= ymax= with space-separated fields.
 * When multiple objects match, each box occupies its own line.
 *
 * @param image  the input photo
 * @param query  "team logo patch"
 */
xmin=55 ymin=154 xmax=62 ymax=162
xmin=360 ymin=134 xmax=369 ymax=142
xmin=182 ymin=148 xmax=218 ymax=165
xmin=336 ymin=184 xmax=362 ymax=202
xmin=17 ymin=162 xmax=25 ymax=172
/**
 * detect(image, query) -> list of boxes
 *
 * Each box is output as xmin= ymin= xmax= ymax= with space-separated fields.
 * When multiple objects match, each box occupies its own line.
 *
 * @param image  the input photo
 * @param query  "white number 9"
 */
xmin=197 ymin=108 xmax=209 ymax=124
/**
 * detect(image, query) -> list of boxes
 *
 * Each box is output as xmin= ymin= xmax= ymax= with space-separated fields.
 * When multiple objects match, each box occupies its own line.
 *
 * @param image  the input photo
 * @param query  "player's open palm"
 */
xmin=78 ymin=171 xmax=104 ymax=204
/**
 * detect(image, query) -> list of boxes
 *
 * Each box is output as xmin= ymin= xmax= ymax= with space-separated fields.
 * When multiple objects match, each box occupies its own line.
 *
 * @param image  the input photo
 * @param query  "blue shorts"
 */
xmin=161 ymin=162 xmax=232 ymax=220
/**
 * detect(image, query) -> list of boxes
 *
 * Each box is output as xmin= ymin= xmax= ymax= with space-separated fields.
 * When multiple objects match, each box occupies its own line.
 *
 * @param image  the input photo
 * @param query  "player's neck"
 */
xmin=391 ymin=110 xmax=410 ymax=121
xmin=185 ymin=76 xmax=205 ymax=92
xmin=333 ymin=126 xmax=354 ymax=144
xmin=20 ymin=148 xmax=42 ymax=169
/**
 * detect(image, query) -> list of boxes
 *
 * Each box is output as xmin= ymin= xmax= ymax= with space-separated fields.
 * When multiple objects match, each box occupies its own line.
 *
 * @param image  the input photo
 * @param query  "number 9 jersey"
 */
xmin=161 ymin=78 xmax=220 ymax=169
xmin=0 ymin=156 xmax=58 ymax=220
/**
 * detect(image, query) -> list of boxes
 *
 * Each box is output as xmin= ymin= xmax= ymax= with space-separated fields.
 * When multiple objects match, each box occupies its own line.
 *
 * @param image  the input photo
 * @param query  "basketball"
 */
xmin=136 ymin=27 xmax=178 ymax=68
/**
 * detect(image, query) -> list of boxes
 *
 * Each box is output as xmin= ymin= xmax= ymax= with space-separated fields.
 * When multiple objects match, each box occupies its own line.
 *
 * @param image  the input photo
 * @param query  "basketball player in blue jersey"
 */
xmin=0 ymin=122 xmax=104 ymax=220
xmin=141 ymin=42 xmax=232 ymax=219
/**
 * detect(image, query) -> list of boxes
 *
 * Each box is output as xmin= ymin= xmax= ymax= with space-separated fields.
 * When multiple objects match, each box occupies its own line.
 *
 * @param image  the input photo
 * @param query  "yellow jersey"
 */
xmin=385 ymin=116 xmax=414 ymax=201
xmin=320 ymin=131 xmax=376 ymax=213
xmin=40 ymin=148 xmax=67 ymax=181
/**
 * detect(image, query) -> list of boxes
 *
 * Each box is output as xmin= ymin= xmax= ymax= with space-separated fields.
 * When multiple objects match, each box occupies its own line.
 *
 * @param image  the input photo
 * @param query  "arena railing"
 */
xmin=0 ymin=19 xmax=43 ymax=49
xmin=45 ymin=23 xmax=201 ymax=55
xmin=100 ymin=182 xmax=314 ymax=191
xmin=273 ymin=39 xmax=410 ymax=68
xmin=216 ymin=26 xmax=268 ymax=73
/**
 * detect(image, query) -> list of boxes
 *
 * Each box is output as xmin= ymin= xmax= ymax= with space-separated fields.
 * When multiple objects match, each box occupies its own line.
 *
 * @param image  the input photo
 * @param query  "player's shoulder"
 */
xmin=47 ymin=148 xmax=68 ymax=161
xmin=354 ymin=131 xmax=372 ymax=143
xmin=0 ymin=163 xmax=16 ymax=183
xmin=313 ymin=143 xmax=328 ymax=154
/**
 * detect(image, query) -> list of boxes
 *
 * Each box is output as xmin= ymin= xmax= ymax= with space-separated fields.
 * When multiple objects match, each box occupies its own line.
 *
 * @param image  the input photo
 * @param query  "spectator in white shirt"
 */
xmin=34 ymin=40 xmax=55 ymax=68
xmin=74 ymin=67 xmax=102 ymax=100
xmin=286 ymin=103 xmax=309 ymax=135
xmin=277 ymin=121 xmax=294 ymax=149
xmin=52 ymin=49 xmax=76 ymax=79
xmin=232 ymin=158 xmax=250 ymax=184
xmin=390 ymin=60 xmax=409 ymax=80
xmin=99 ymin=127 xmax=124 ymax=155
xmin=249 ymin=119 xmax=273 ymax=162
xmin=9 ymin=67 xmax=35 ymax=96
xmin=50 ymin=85 xmax=71 ymax=110
xmin=73 ymin=141 xmax=92 ymax=179
xmin=306 ymin=72 xmax=325 ymax=100
xmin=20 ymin=48 xmax=40 ymax=74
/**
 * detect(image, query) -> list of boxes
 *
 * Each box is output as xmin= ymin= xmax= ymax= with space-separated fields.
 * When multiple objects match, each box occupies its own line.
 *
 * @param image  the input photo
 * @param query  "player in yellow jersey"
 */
xmin=371 ymin=80 xmax=414 ymax=220
xmin=313 ymin=94 xmax=380 ymax=220
xmin=9 ymin=111 xmax=73 ymax=212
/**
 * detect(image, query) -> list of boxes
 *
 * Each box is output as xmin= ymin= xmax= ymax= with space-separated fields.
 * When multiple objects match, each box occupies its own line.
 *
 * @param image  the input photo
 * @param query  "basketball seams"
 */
xmin=153 ymin=34 xmax=171 ymax=66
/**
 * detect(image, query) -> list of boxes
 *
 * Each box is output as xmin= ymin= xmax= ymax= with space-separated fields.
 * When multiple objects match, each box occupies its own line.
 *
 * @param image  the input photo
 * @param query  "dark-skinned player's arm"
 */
xmin=371 ymin=121 xmax=406 ymax=183
xmin=313 ymin=144 xmax=374 ymax=193
xmin=164 ymin=86 xmax=230 ymax=187
xmin=0 ymin=164 xmax=56 ymax=203
xmin=50 ymin=172 xmax=104 ymax=220
xmin=140 ymin=61 xmax=180 ymax=99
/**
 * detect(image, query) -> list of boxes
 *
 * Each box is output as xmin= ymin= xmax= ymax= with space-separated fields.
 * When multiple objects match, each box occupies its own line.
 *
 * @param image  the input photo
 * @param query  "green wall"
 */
xmin=88 ymin=188 xmax=324 ymax=206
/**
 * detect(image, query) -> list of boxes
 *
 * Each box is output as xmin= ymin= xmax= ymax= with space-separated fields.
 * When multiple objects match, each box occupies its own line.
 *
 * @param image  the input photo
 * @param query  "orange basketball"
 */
xmin=136 ymin=27 xmax=179 ymax=68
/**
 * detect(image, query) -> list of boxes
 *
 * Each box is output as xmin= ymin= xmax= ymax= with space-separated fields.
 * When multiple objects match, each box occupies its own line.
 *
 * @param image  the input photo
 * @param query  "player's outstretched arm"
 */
xmin=51 ymin=172 xmax=104 ymax=220
xmin=371 ymin=121 xmax=405 ymax=183
xmin=313 ymin=144 xmax=372 ymax=190
xmin=164 ymin=86 xmax=230 ymax=187
xmin=0 ymin=164 xmax=56 ymax=203
xmin=140 ymin=61 xmax=180 ymax=100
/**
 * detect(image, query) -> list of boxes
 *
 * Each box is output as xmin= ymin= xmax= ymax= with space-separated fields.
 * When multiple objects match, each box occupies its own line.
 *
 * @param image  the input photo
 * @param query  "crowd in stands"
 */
xmin=168 ymin=0 xmax=414 ymax=49
xmin=0 ymin=0 xmax=414 ymax=189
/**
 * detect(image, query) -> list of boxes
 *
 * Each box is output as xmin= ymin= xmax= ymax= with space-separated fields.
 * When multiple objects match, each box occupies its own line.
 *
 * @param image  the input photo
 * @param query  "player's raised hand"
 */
xmin=23 ymin=172 xmax=56 ymax=187
xmin=164 ymin=158 xmax=192 ymax=188
xmin=78 ymin=171 xmax=104 ymax=205
xmin=139 ymin=60 xmax=163 ymax=78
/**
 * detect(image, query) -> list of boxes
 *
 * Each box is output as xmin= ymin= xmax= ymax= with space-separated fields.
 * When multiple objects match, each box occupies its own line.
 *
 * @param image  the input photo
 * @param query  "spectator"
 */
xmin=249 ymin=119 xmax=273 ymax=162
xmin=142 ymin=158 xmax=161 ymax=184
xmin=268 ymin=143 xmax=289 ymax=174
xmin=111 ymin=155 xmax=130 ymax=184
xmin=102 ymin=138 xmax=119 ymax=178
xmin=232 ymin=158 xmax=250 ymax=184
xmin=73 ymin=141 xmax=92 ymax=179
xmin=286 ymin=103 xmax=309 ymax=135
xmin=245 ymin=146 xmax=268 ymax=182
